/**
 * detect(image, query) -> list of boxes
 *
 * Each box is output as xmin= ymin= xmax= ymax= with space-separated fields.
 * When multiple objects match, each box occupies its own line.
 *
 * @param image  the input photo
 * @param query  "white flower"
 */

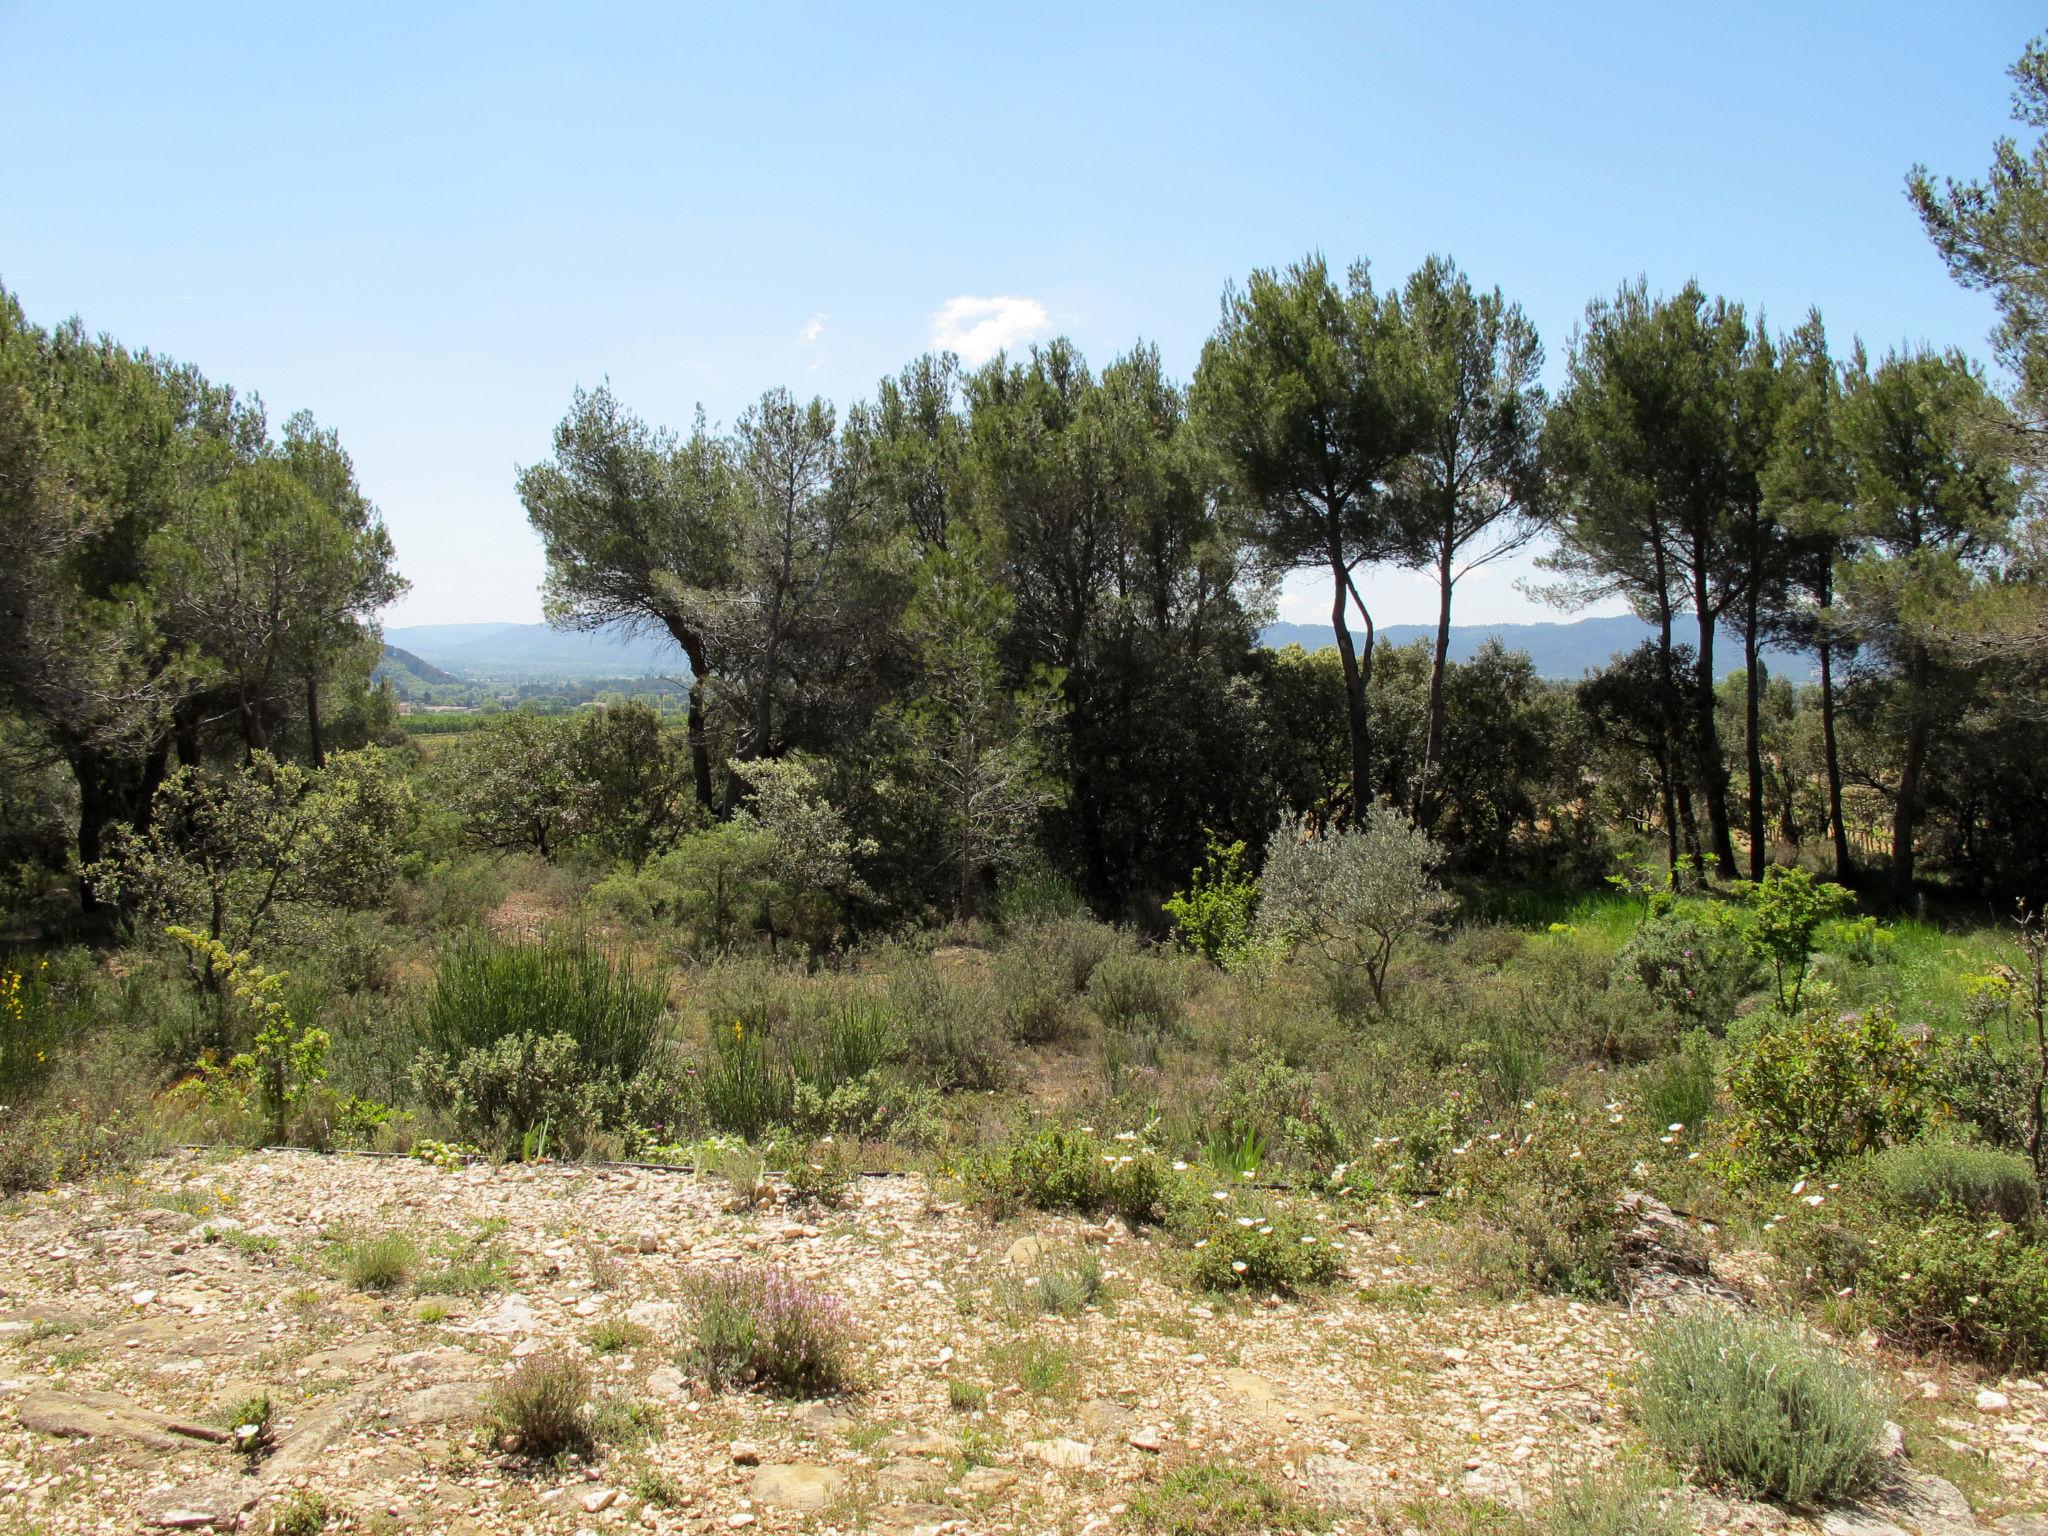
xmin=1172 ymin=1161 xmax=1189 ymax=1172
xmin=1231 ymin=1261 xmax=1248 ymax=1273
xmin=1211 ymin=1191 xmax=1229 ymax=1202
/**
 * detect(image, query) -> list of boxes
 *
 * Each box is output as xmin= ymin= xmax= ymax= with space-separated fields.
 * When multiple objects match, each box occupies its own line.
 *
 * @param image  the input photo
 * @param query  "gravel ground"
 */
xmin=3 ymin=1149 xmax=2046 ymax=1535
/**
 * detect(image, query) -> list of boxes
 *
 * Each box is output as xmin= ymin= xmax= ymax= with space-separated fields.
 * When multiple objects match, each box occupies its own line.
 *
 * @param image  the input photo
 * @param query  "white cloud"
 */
xmin=930 ymin=294 xmax=1050 ymax=366
xmin=799 ymin=312 xmax=827 ymax=346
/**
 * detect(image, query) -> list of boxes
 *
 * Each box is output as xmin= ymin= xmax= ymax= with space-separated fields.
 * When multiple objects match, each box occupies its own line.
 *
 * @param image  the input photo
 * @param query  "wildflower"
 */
xmin=1231 ymin=1261 xmax=1247 ymax=1273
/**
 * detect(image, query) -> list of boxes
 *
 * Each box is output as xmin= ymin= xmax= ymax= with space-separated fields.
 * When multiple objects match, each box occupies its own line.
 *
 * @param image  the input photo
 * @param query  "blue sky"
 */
xmin=1 ymin=2 xmax=2033 ymax=627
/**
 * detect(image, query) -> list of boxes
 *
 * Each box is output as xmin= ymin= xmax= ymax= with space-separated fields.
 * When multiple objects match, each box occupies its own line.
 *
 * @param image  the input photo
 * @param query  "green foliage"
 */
xmin=1633 ymin=1311 xmax=1888 ymax=1508
xmin=488 ymin=1350 xmax=594 ymax=1459
xmin=411 ymin=935 xmax=670 ymax=1153
xmin=265 ymin=1490 xmax=332 ymax=1536
xmin=961 ymin=1126 xmax=1170 ymax=1224
xmin=1170 ymin=1187 xmax=1341 ymax=1294
xmin=1163 ymin=837 xmax=1260 ymax=966
xmin=166 ymin=928 xmax=329 ymax=1142
xmin=1865 ymin=1139 xmax=2039 ymax=1223
xmin=1727 ymin=1005 xmax=1929 ymax=1173
xmin=1088 ymin=949 xmax=1188 ymax=1037
xmin=1001 ymin=1249 xmax=1105 ymax=1316
xmin=1615 ymin=906 xmax=1760 ymax=1031
xmin=91 ymin=750 xmax=414 ymax=959
xmin=1638 ymin=1028 xmax=1721 ymax=1135
xmin=1129 ymin=1462 xmax=1326 ymax=1536
xmin=436 ymin=712 xmax=582 ymax=859
xmin=586 ymin=1316 xmax=653 ymax=1355
xmin=1258 ymin=802 xmax=1456 ymax=1012
xmin=1738 ymin=867 xmax=1856 ymax=1011
xmin=0 ymin=957 xmax=56 ymax=1102
xmin=1452 ymin=1099 xmax=1639 ymax=1299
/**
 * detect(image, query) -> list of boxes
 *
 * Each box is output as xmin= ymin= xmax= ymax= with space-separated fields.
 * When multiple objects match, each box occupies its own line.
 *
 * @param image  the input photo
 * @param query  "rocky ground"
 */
xmin=3 ymin=1150 xmax=2047 ymax=1536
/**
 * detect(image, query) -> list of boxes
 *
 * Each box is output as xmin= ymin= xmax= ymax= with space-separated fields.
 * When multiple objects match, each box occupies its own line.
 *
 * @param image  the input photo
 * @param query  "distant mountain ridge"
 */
xmin=1260 ymin=614 xmax=1816 ymax=682
xmin=383 ymin=621 xmax=689 ymax=679
xmin=383 ymin=614 xmax=1816 ymax=684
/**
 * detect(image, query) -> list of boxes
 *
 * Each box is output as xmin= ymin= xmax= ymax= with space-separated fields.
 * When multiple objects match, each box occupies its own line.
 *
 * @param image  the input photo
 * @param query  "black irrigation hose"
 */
xmin=164 ymin=1141 xmax=1323 ymax=1191
xmin=167 ymin=1141 xmax=914 ymax=1179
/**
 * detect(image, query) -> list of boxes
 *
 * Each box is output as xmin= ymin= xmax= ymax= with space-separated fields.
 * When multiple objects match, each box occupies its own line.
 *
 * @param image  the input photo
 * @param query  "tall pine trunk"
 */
xmin=1743 ymin=589 xmax=1765 ymax=880
xmin=1328 ymin=547 xmax=1373 ymax=819
xmin=1693 ymin=590 xmax=1735 ymax=875
xmin=1416 ymin=532 xmax=1455 ymax=829
xmin=1819 ymin=634 xmax=1851 ymax=880
xmin=305 ymin=673 xmax=325 ymax=769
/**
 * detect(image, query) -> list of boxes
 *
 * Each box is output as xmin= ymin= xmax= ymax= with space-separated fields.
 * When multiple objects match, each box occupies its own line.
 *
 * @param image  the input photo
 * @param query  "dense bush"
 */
xmin=1633 ymin=1311 xmax=1888 ymax=1507
xmin=1865 ymin=1139 xmax=2039 ymax=1222
xmin=420 ymin=936 xmax=668 ymax=1082
xmin=1726 ymin=1005 xmax=1929 ymax=1174
xmin=1615 ymin=907 xmax=1760 ymax=1031
xmin=962 ymin=1126 xmax=1171 ymax=1224
xmin=1169 ymin=1187 xmax=1341 ymax=1294
xmin=1088 ymin=949 xmax=1188 ymax=1038
xmin=1454 ymin=1099 xmax=1640 ymax=1298
xmin=1162 ymin=837 xmax=1260 ymax=966
xmin=410 ymin=936 xmax=671 ymax=1153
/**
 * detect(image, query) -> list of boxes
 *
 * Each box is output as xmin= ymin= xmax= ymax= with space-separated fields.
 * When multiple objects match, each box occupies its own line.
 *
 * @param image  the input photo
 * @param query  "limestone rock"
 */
xmin=1023 ymin=1437 xmax=1092 ymax=1470
xmin=751 ymin=1462 xmax=843 ymax=1511
xmin=137 ymin=1479 xmax=261 ymax=1530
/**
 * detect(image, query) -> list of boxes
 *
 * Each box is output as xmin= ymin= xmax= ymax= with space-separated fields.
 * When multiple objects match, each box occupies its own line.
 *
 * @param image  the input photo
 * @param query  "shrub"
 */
xmin=1738 ymin=867 xmax=1856 ymax=1012
xmin=1162 ymin=837 xmax=1260 ymax=967
xmin=1616 ymin=907 xmax=1760 ymax=1031
xmin=266 ymin=1491 xmax=331 ymax=1536
xmin=1638 ymin=1029 xmax=1721 ymax=1135
xmin=1727 ymin=1005 xmax=1929 ymax=1173
xmin=488 ymin=1350 xmax=594 ymax=1459
xmin=1257 ymin=801 xmax=1456 ymax=1013
xmin=1539 ymin=1460 xmax=1688 ymax=1536
xmin=339 ymin=1232 xmax=419 ymax=1292
xmin=682 ymin=1266 xmax=854 ymax=1397
xmin=1784 ymin=1202 xmax=2048 ymax=1368
xmin=1865 ymin=1140 xmax=2039 ymax=1223
xmin=948 ymin=1376 xmax=987 ymax=1411
xmin=421 ymin=935 xmax=668 ymax=1081
xmin=962 ymin=1126 xmax=1170 ymax=1224
xmin=1455 ymin=1104 xmax=1636 ymax=1299
xmin=1000 ymin=1335 xmax=1076 ymax=1397
xmin=412 ymin=935 xmax=670 ymax=1153
xmin=995 ymin=945 xmax=1080 ymax=1045
xmin=0 ymin=958 xmax=56 ymax=1102
xmin=888 ymin=961 xmax=1008 ymax=1091
xmin=701 ymin=1015 xmax=793 ymax=1139
xmin=1633 ymin=1311 xmax=1888 ymax=1507
xmin=409 ymin=1029 xmax=603 ymax=1156
xmin=1089 ymin=950 xmax=1188 ymax=1037
xmin=1129 ymin=1463 xmax=1325 ymax=1535
xmin=1169 ymin=1187 xmax=1341 ymax=1295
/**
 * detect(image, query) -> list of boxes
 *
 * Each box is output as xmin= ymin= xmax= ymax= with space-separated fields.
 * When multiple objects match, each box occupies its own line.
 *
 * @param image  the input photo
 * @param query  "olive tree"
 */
xmin=1257 ymin=800 xmax=1455 ymax=1012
